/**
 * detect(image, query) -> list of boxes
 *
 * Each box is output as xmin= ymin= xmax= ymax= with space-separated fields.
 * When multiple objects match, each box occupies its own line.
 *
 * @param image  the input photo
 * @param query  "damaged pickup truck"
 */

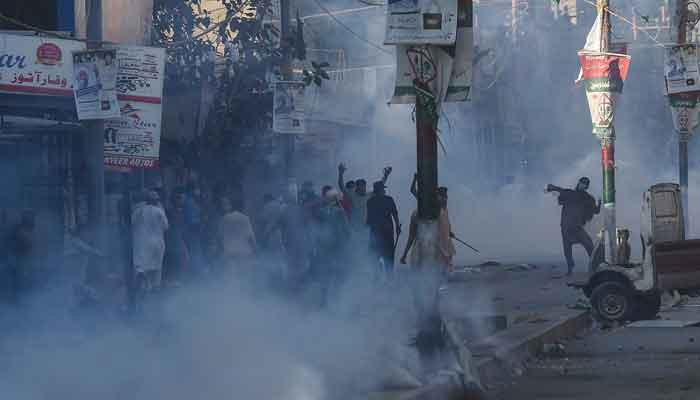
xmin=570 ymin=183 xmax=700 ymax=325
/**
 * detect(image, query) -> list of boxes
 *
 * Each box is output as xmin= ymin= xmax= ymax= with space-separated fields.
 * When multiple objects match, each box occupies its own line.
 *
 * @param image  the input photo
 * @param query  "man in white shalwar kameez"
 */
xmin=132 ymin=190 xmax=169 ymax=290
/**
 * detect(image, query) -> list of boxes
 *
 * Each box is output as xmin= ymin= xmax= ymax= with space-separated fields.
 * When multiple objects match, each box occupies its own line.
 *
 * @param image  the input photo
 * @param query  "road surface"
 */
xmin=492 ymin=305 xmax=700 ymax=400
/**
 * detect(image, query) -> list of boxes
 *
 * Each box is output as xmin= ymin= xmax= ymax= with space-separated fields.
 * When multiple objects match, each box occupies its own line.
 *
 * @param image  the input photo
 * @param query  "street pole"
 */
xmin=597 ymin=0 xmax=617 ymax=262
xmin=86 ymin=0 xmax=105 ymax=253
xmin=675 ymin=0 xmax=689 ymax=236
xmin=280 ymin=0 xmax=295 ymax=186
xmin=416 ymin=79 xmax=439 ymax=220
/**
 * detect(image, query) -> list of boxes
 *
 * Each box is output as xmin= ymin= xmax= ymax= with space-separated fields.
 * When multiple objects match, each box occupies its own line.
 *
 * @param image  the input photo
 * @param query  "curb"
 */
xmin=472 ymin=310 xmax=592 ymax=388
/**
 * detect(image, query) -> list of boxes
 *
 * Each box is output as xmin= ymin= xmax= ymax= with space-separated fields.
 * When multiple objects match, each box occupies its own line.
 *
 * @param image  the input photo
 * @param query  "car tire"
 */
xmin=590 ymin=281 xmax=635 ymax=325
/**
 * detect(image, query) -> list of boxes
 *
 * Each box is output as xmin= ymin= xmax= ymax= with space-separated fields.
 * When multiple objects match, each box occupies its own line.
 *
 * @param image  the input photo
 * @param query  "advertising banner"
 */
xmin=665 ymin=44 xmax=700 ymax=95
xmin=104 ymin=45 xmax=166 ymax=169
xmin=0 ymin=33 xmax=85 ymax=96
xmin=390 ymin=0 xmax=471 ymax=104
xmin=72 ymin=49 xmax=120 ymax=120
xmin=669 ymin=93 xmax=700 ymax=134
xmin=111 ymin=45 xmax=165 ymax=102
xmin=385 ymin=0 xmax=458 ymax=45
xmin=274 ymin=81 xmax=306 ymax=134
xmin=444 ymin=0 xmax=472 ymax=102
xmin=104 ymin=102 xmax=162 ymax=168
xmin=579 ymin=44 xmax=631 ymax=139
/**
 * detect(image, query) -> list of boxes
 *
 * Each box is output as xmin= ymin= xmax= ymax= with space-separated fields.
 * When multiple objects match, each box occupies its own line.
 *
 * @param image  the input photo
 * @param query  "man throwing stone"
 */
xmin=546 ymin=177 xmax=601 ymax=276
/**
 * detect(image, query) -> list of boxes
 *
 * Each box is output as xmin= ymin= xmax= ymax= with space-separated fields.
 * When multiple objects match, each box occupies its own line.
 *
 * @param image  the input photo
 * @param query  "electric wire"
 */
xmin=309 ymin=0 xmax=392 ymax=55
xmin=580 ymin=0 xmax=665 ymax=46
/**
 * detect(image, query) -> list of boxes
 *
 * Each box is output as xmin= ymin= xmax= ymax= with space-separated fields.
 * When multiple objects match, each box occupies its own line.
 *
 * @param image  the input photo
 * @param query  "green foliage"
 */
xmin=152 ymin=0 xmax=327 ymax=178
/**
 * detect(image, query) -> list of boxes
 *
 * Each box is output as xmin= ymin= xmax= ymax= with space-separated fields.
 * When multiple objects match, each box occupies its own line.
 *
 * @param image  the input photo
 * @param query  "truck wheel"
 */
xmin=635 ymin=292 xmax=661 ymax=321
xmin=590 ymin=281 xmax=635 ymax=325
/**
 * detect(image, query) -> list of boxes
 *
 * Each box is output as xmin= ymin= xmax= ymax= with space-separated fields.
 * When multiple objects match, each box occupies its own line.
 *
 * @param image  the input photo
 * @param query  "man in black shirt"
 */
xmin=366 ymin=181 xmax=401 ymax=277
xmin=546 ymin=177 xmax=601 ymax=276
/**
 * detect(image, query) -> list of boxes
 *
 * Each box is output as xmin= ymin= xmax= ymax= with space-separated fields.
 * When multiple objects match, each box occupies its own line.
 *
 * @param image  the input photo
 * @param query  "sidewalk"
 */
xmin=443 ymin=260 xmax=585 ymax=334
xmin=441 ymin=260 xmax=592 ymax=391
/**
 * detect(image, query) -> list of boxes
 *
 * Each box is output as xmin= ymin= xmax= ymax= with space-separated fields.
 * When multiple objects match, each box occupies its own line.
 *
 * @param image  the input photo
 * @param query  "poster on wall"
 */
xmin=72 ymin=49 xmax=120 ymax=120
xmin=104 ymin=102 xmax=162 ymax=168
xmin=384 ymin=0 xmax=458 ymax=45
xmin=273 ymin=81 xmax=306 ymax=134
xmin=0 ymin=33 xmax=85 ymax=96
xmin=103 ymin=45 xmax=166 ymax=169
xmin=665 ymin=44 xmax=700 ymax=95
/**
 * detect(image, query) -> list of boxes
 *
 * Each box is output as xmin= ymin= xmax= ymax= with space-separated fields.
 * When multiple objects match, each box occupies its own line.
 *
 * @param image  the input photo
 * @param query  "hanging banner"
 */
xmin=664 ymin=44 xmax=700 ymax=95
xmin=669 ymin=94 xmax=700 ymax=134
xmin=273 ymin=81 xmax=306 ymax=134
xmin=306 ymin=68 xmax=376 ymax=127
xmin=390 ymin=0 xmax=470 ymax=105
xmin=104 ymin=45 xmax=166 ymax=169
xmin=444 ymin=0 xmax=473 ymax=102
xmin=579 ymin=44 xmax=631 ymax=138
xmin=72 ymin=49 xmax=120 ymax=120
xmin=0 ymin=33 xmax=85 ymax=96
xmin=390 ymin=44 xmax=454 ymax=106
xmin=585 ymin=91 xmax=618 ymax=136
xmin=385 ymin=0 xmax=459 ymax=45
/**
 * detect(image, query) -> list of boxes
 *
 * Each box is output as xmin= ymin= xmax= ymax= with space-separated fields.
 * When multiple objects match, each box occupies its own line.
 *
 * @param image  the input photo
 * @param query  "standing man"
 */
xmin=6 ymin=210 xmax=36 ymax=303
xmin=218 ymin=197 xmax=257 ymax=282
xmin=400 ymin=185 xmax=455 ymax=271
xmin=164 ymin=188 xmax=189 ymax=286
xmin=367 ymin=180 xmax=401 ymax=279
xmin=131 ymin=189 xmax=169 ymax=291
xmin=401 ymin=186 xmax=455 ymax=358
xmin=279 ymin=188 xmax=312 ymax=297
xmin=315 ymin=189 xmax=350 ymax=307
xmin=337 ymin=164 xmax=357 ymax=223
xmin=345 ymin=166 xmax=393 ymax=232
xmin=546 ymin=177 xmax=601 ymax=276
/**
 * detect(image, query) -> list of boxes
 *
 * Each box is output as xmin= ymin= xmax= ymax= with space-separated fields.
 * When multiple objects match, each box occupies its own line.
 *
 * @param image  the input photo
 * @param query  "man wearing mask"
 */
xmin=546 ymin=177 xmax=601 ymax=276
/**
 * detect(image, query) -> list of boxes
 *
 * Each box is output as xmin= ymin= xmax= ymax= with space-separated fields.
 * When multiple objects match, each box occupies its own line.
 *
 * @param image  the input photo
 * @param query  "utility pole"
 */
xmin=280 ymin=0 xmax=295 ymax=186
xmin=415 ymin=78 xmax=439 ymax=220
xmin=674 ymin=0 xmax=690 ymax=236
xmin=598 ymin=0 xmax=617 ymax=262
xmin=85 ymin=0 xmax=105 ymax=252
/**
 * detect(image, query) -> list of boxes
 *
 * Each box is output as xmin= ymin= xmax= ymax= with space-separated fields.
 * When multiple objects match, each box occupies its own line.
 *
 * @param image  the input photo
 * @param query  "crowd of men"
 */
xmin=122 ymin=163 xmax=457 ymax=312
xmin=0 ymin=162 xmax=461 ymax=346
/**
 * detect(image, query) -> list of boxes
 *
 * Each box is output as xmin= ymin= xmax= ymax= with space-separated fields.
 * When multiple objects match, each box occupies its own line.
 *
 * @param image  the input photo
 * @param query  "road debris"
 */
xmin=542 ymin=342 xmax=566 ymax=357
xmin=568 ymin=298 xmax=591 ymax=310
xmin=479 ymin=261 xmax=502 ymax=267
xmin=506 ymin=263 xmax=538 ymax=272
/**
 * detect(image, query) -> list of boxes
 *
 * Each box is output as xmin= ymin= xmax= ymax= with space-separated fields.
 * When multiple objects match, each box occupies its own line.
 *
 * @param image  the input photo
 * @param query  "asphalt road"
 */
xmin=492 ymin=316 xmax=700 ymax=400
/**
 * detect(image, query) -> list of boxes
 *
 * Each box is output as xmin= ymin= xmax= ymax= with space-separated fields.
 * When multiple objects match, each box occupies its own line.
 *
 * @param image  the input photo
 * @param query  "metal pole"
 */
xmin=598 ymin=0 xmax=617 ymax=262
xmin=676 ymin=0 xmax=689 ymax=236
xmin=680 ymin=136 xmax=689 ymax=231
xmin=86 ymin=0 xmax=105 ymax=252
xmin=280 ymin=0 xmax=295 ymax=182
